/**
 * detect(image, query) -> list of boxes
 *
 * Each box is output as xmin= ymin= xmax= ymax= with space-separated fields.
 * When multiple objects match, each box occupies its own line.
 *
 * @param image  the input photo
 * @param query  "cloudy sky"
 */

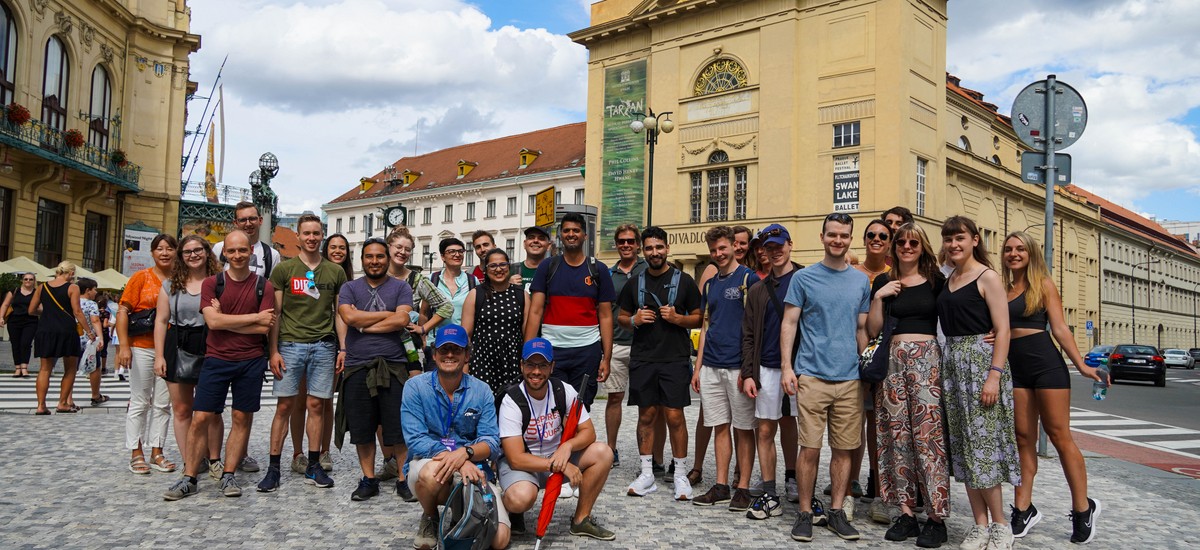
xmin=185 ymin=0 xmax=1200 ymax=222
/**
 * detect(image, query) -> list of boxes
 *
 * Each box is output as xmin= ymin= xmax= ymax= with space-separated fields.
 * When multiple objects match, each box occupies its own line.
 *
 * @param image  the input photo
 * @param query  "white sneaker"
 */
xmin=986 ymin=523 xmax=1013 ymax=550
xmin=627 ymin=471 xmax=658 ymax=497
xmin=842 ymin=495 xmax=856 ymax=522
xmin=785 ymin=478 xmax=800 ymax=502
xmin=673 ymin=473 xmax=693 ymax=501
xmin=749 ymin=473 xmax=764 ymax=496
xmin=870 ymin=498 xmax=892 ymax=524
xmin=561 ymin=482 xmax=575 ymax=499
xmin=959 ymin=524 xmax=990 ymax=550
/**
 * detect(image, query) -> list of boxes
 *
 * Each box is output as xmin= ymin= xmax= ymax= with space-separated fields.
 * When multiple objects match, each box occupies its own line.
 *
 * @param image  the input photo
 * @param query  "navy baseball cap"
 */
xmin=523 ymin=225 xmax=550 ymax=238
xmin=435 ymin=324 xmax=469 ymax=349
xmin=521 ymin=338 xmax=554 ymax=362
xmin=760 ymin=224 xmax=791 ymax=246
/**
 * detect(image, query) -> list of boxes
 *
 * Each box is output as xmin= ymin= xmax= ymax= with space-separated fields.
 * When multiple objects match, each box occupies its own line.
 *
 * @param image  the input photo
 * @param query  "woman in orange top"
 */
xmin=118 ymin=234 xmax=177 ymax=475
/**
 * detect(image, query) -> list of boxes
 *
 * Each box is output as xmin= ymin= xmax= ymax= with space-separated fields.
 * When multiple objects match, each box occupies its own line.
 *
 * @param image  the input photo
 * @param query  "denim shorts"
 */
xmin=273 ymin=339 xmax=337 ymax=399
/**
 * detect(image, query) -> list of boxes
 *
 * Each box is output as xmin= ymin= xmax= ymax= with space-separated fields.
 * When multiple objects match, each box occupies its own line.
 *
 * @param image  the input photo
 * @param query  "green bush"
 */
xmin=0 ymin=272 xmax=18 ymax=295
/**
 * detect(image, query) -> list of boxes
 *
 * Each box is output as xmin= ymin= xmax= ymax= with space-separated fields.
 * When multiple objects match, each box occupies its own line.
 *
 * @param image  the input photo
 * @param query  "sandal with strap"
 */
xmin=129 ymin=455 xmax=151 ymax=475
xmin=687 ymin=468 xmax=703 ymax=486
xmin=90 ymin=395 xmax=110 ymax=406
xmin=149 ymin=453 xmax=177 ymax=473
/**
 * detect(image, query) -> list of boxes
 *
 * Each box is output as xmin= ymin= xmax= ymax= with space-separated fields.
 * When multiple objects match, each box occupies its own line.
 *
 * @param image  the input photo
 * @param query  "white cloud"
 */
xmin=948 ymin=0 xmax=1200 ymax=213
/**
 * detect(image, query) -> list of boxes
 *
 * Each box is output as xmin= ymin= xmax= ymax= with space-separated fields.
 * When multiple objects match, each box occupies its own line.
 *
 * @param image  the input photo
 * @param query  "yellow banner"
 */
xmin=204 ymin=122 xmax=218 ymax=203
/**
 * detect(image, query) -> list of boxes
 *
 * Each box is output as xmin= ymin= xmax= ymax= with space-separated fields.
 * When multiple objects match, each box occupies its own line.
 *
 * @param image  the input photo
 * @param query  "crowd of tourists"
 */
xmin=12 ymin=199 xmax=1108 ymax=549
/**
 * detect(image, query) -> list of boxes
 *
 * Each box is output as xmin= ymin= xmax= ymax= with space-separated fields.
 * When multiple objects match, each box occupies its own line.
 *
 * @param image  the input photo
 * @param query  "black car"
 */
xmin=1189 ymin=348 xmax=1200 ymax=362
xmin=1108 ymin=344 xmax=1166 ymax=387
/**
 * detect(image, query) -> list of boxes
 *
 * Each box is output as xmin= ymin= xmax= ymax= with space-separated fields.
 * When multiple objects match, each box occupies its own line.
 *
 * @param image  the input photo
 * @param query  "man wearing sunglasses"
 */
xmin=603 ymin=224 xmax=646 ymax=468
xmin=616 ymin=226 xmax=703 ymax=501
xmin=258 ymin=214 xmax=347 ymax=493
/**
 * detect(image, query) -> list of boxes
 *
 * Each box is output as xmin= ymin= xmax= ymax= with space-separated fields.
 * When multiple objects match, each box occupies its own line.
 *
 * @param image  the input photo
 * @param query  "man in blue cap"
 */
xmin=401 ymin=324 xmax=509 ymax=550
xmin=497 ymin=337 xmax=616 ymax=541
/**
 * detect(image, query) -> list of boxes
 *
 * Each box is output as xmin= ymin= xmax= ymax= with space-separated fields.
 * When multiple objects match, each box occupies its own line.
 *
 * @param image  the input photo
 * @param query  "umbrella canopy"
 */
xmin=91 ymin=268 xmax=129 ymax=290
xmin=534 ymin=375 xmax=587 ymax=550
xmin=0 ymin=256 xmax=54 ymax=281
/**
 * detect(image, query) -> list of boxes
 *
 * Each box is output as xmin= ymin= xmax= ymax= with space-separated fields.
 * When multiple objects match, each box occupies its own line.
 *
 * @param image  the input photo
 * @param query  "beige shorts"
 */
xmin=699 ymin=366 xmax=755 ymax=431
xmin=603 ymin=343 xmax=631 ymax=393
xmin=795 ymin=376 xmax=862 ymax=450
xmin=409 ymin=458 xmax=510 ymax=527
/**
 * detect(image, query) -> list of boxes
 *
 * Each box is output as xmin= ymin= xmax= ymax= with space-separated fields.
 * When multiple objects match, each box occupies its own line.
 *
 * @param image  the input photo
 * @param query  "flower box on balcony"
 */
xmin=64 ymin=129 xmax=85 ymax=148
xmin=5 ymin=103 xmax=30 ymax=126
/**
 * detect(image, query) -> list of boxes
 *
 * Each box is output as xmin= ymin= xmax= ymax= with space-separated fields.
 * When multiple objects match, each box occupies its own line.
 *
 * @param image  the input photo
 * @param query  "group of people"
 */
xmin=15 ymin=196 xmax=1107 ymax=549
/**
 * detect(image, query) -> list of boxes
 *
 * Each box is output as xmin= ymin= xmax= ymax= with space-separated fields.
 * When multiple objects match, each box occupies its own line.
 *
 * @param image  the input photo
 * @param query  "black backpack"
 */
xmin=505 ymin=378 xmax=568 ymax=453
xmin=438 ymin=479 xmax=499 ymax=550
xmin=219 ymin=241 xmax=274 ymax=276
xmin=431 ymin=270 xmax=478 ymax=292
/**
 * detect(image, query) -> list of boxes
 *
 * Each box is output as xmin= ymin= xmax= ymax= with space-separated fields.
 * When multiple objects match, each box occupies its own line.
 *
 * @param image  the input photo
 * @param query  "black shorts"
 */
xmin=1009 ymin=331 xmax=1071 ymax=389
xmin=341 ymin=369 xmax=405 ymax=446
xmin=627 ymin=359 xmax=691 ymax=409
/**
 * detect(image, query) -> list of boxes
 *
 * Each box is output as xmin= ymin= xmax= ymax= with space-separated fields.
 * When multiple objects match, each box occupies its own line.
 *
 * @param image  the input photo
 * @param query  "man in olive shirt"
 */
xmin=604 ymin=223 xmax=646 ymax=467
xmin=258 ymin=214 xmax=347 ymax=492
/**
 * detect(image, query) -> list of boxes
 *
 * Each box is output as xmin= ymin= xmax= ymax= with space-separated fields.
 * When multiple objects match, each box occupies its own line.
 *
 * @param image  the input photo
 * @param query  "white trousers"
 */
xmin=125 ymin=346 xmax=171 ymax=450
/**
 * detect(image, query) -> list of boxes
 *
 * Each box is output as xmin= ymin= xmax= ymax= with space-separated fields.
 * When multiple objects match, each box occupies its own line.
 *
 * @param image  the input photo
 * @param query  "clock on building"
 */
xmin=384 ymin=206 xmax=406 ymax=228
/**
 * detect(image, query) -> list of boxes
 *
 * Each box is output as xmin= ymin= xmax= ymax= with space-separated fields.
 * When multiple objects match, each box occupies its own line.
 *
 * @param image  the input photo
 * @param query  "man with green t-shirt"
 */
xmin=258 ymin=214 xmax=348 ymax=492
xmin=515 ymin=225 xmax=550 ymax=293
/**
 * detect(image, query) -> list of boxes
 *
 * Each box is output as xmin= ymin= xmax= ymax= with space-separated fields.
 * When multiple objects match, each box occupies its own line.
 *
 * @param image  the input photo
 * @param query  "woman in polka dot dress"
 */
xmin=461 ymin=248 xmax=529 ymax=401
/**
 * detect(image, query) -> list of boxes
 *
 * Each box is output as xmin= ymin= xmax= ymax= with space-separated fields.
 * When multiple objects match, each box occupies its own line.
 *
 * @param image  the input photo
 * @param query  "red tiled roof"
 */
xmin=327 ymin=122 xmax=586 ymax=205
xmin=272 ymin=226 xmax=300 ymax=259
xmin=1063 ymin=184 xmax=1198 ymax=257
xmin=946 ymin=73 xmax=1011 ymax=126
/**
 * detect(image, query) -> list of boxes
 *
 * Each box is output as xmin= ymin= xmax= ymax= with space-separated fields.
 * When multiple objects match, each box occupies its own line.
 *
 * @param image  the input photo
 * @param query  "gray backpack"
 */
xmin=439 ymin=478 xmax=499 ymax=550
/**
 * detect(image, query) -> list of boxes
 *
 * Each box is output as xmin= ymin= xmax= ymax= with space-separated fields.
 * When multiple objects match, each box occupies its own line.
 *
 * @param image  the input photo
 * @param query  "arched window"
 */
xmin=708 ymin=150 xmax=729 ymax=164
xmin=88 ymin=65 xmax=111 ymax=149
xmin=693 ymin=59 xmax=748 ymax=96
xmin=688 ymin=149 xmax=750 ymax=223
xmin=42 ymin=36 xmax=69 ymax=131
xmin=957 ymin=136 xmax=971 ymax=152
xmin=0 ymin=2 xmax=15 ymax=105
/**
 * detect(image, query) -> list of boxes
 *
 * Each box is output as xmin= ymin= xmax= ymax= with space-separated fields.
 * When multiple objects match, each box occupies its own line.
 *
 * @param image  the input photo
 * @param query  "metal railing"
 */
xmin=179 ymin=180 xmax=253 ymax=205
xmin=0 ymin=104 xmax=141 ymax=189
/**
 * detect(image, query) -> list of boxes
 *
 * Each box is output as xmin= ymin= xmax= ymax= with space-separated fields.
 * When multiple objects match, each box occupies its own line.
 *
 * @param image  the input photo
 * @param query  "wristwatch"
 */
xmin=464 ymin=445 xmax=475 ymax=460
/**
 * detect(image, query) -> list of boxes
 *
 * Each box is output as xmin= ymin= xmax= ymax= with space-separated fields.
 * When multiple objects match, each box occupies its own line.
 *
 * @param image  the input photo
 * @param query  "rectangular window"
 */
xmin=555 ymin=191 xmax=562 ymax=205
xmin=466 ymin=202 xmax=476 ymax=221
xmin=376 ymin=215 xmax=385 ymax=231
xmin=690 ymin=172 xmax=702 ymax=224
xmin=916 ymin=157 xmax=927 ymax=216
xmin=82 ymin=212 xmax=108 ymax=271
xmin=444 ymin=204 xmax=453 ymax=222
xmin=363 ymin=215 xmax=371 ymax=236
xmin=423 ymin=207 xmax=432 ymax=225
xmin=574 ymin=189 xmax=585 ymax=205
xmin=0 ymin=187 xmax=11 ymax=260
xmin=507 ymin=196 xmax=517 ymax=217
xmin=505 ymin=238 xmax=515 ymax=258
xmin=734 ymin=166 xmax=748 ymax=220
xmin=349 ymin=216 xmax=356 ymax=234
xmin=527 ymin=195 xmax=535 ymax=215
xmin=464 ymin=250 xmax=474 ymax=268
xmin=34 ymin=198 xmax=65 ymax=266
xmin=486 ymin=199 xmax=496 ymax=218
xmin=336 ymin=218 xmax=342 ymax=234
xmin=706 ymin=168 xmax=729 ymax=221
xmin=833 ymin=121 xmax=861 ymax=148
xmin=422 ymin=244 xmax=431 ymax=269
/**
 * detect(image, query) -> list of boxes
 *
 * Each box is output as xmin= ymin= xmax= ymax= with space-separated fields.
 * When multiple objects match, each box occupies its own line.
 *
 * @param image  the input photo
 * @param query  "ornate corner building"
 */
xmin=0 ymin=0 xmax=199 ymax=271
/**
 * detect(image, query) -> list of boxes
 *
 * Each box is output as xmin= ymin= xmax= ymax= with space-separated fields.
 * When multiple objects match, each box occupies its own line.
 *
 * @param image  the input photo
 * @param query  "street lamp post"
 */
xmin=1193 ymin=282 xmax=1198 ymax=348
xmin=629 ymin=108 xmax=674 ymax=228
xmin=1131 ymin=257 xmax=1160 ymax=343
xmin=423 ymin=251 xmax=436 ymax=272
xmin=249 ymin=152 xmax=280 ymax=243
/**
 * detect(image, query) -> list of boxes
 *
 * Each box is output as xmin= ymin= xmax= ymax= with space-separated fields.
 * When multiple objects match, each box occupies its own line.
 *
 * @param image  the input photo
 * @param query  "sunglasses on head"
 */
xmin=825 ymin=213 xmax=853 ymax=224
xmin=866 ymin=231 xmax=889 ymax=242
xmin=759 ymin=227 xmax=785 ymax=239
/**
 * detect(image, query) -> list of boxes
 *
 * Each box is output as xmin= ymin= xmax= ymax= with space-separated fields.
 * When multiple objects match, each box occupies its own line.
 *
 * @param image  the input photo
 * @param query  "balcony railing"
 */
xmin=180 ymin=180 xmax=252 ymax=205
xmin=0 ymin=104 xmax=141 ymax=190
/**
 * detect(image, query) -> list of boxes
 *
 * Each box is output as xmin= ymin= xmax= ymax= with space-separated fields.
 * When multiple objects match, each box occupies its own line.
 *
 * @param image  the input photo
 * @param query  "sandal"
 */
xmin=687 ymin=468 xmax=703 ymax=486
xmin=149 ymin=453 xmax=177 ymax=473
xmin=90 ymin=395 xmax=110 ymax=406
xmin=54 ymin=406 xmax=79 ymax=413
xmin=35 ymin=409 xmax=51 ymax=415
xmin=129 ymin=455 xmax=151 ymax=475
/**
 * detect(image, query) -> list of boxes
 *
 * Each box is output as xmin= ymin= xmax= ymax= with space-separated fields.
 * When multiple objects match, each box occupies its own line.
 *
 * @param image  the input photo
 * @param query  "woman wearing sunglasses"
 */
xmin=0 ymin=272 xmax=40 ymax=378
xmin=461 ymin=248 xmax=529 ymax=401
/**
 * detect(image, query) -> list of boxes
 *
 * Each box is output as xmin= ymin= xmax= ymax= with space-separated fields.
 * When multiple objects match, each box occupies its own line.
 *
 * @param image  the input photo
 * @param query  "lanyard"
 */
xmin=434 ymin=373 xmax=464 ymax=438
xmin=523 ymin=384 xmax=552 ymax=449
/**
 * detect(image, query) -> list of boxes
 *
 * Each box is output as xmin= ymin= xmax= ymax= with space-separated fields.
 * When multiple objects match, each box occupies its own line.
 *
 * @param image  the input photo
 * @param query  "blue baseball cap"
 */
xmin=760 ymin=223 xmax=791 ymax=246
xmin=435 ymin=324 xmax=469 ymax=349
xmin=521 ymin=338 xmax=554 ymax=362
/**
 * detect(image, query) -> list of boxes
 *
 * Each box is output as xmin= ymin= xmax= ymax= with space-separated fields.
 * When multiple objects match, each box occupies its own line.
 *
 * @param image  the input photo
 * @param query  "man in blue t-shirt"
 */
xmin=690 ymin=226 xmax=758 ymax=509
xmin=779 ymin=213 xmax=870 ymax=543
xmin=524 ymin=213 xmax=616 ymax=408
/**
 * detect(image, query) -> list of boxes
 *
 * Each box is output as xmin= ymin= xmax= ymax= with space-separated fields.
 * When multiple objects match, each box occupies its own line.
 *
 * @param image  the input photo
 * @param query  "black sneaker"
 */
xmin=916 ymin=519 xmax=948 ymax=548
xmin=1069 ymin=498 xmax=1101 ymax=544
xmin=351 ymin=476 xmax=379 ymax=501
xmin=395 ymin=479 xmax=416 ymax=502
xmin=304 ymin=462 xmax=334 ymax=489
xmin=256 ymin=466 xmax=282 ymax=493
xmin=1010 ymin=503 xmax=1042 ymax=538
xmin=510 ymin=512 xmax=526 ymax=536
xmin=692 ymin=483 xmax=731 ymax=506
xmin=811 ymin=497 xmax=828 ymax=526
xmin=791 ymin=511 xmax=813 ymax=542
xmin=745 ymin=493 xmax=782 ymax=520
xmin=885 ymin=513 xmax=920 ymax=541
xmin=825 ymin=508 xmax=860 ymax=541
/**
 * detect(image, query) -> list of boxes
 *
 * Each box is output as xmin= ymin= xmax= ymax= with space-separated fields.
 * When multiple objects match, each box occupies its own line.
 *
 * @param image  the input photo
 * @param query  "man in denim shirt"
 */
xmin=402 ymin=324 xmax=510 ymax=550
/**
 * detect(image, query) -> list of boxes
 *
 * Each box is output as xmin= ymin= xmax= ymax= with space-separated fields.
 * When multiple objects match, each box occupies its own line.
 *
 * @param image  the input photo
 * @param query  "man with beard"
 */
xmin=603 ymin=224 xmax=646 ymax=468
xmin=525 ymin=213 xmax=615 ymax=409
xmin=780 ymin=213 xmax=870 ymax=543
xmin=617 ymin=226 xmax=702 ymax=501
xmin=334 ymin=238 xmax=416 ymax=501
xmin=470 ymin=230 xmax=496 ymax=281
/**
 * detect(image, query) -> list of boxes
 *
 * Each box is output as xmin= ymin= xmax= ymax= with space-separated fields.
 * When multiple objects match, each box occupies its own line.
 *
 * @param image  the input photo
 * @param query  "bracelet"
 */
xmin=989 ymin=366 xmax=1005 ymax=375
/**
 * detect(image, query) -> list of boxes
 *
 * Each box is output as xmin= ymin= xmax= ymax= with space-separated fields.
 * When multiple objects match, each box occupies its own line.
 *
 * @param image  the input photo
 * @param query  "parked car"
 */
xmin=1108 ymin=344 xmax=1166 ymax=387
xmin=1084 ymin=345 xmax=1114 ymax=369
xmin=1189 ymin=348 xmax=1200 ymax=362
xmin=1163 ymin=349 xmax=1195 ymax=370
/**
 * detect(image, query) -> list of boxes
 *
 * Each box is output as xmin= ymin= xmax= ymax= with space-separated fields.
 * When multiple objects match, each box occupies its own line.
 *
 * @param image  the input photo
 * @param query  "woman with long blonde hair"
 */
xmin=28 ymin=261 xmax=92 ymax=414
xmin=1001 ymin=231 xmax=1103 ymax=544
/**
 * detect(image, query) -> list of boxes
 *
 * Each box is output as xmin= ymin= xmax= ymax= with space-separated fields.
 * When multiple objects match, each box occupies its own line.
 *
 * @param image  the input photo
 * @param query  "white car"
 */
xmin=1163 ymin=349 xmax=1195 ymax=370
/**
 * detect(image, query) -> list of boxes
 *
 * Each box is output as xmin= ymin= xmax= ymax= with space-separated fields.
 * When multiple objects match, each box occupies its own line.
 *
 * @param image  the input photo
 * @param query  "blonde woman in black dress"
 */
xmin=28 ymin=262 xmax=92 ymax=414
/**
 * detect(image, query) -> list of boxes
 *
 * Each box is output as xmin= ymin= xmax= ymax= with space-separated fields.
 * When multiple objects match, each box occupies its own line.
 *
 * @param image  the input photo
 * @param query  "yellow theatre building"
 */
xmin=570 ymin=0 xmax=1116 ymax=352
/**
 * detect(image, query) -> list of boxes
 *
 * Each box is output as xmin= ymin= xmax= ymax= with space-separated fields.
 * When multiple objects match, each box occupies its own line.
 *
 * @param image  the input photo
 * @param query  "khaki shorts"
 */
xmin=699 ymin=366 xmax=755 ymax=431
xmin=409 ymin=458 xmax=510 ymax=527
xmin=603 ymin=343 xmax=631 ymax=393
xmin=795 ymin=376 xmax=862 ymax=450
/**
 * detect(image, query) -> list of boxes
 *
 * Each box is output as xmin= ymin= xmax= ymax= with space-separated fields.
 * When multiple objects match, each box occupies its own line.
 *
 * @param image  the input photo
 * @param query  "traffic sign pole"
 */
xmin=1038 ymin=75 xmax=1059 ymax=458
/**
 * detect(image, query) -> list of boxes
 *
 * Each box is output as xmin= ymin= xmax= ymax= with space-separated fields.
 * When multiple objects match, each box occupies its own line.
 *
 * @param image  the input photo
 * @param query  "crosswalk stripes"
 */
xmin=0 ymin=373 xmax=275 ymax=411
xmin=1070 ymin=407 xmax=1200 ymax=460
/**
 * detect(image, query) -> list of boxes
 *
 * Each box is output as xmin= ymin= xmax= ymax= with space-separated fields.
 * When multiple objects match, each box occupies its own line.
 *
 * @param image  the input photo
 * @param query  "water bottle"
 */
xmin=1092 ymin=364 xmax=1109 ymax=400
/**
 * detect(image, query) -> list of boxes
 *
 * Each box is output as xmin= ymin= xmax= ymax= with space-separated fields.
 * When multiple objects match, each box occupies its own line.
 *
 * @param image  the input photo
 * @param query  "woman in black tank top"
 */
xmin=936 ymin=216 xmax=1020 ymax=549
xmin=1002 ymin=231 xmax=1103 ymax=542
xmin=0 ymin=272 xmax=40 ymax=377
xmin=28 ymin=262 xmax=89 ymax=415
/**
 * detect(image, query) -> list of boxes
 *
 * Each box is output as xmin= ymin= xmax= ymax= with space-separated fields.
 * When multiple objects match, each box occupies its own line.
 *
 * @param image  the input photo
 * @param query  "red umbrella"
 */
xmin=533 ymin=375 xmax=587 ymax=550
